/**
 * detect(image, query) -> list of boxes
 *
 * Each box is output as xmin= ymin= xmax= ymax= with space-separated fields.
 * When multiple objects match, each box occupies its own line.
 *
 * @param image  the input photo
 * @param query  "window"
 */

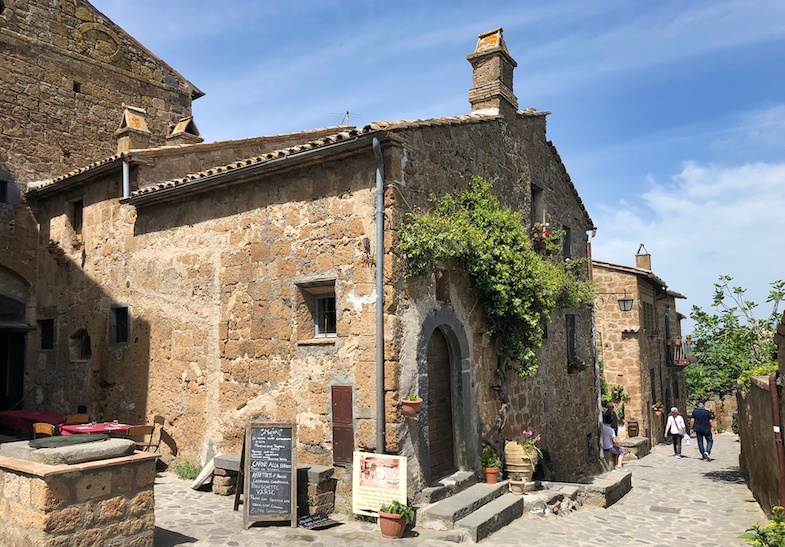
xmin=296 ymin=281 xmax=337 ymax=341
xmin=72 ymin=81 xmax=81 ymax=93
xmin=435 ymin=269 xmax=450 ymax=302
xmin=0 ymin=180 xmax=6 ymax=204
xmin=315 ymin=295 xmax=337 ymax=337
xmin=566 ymin=314 xmax=576 ymax=357
xmin=72 ymin=200 xmax=83 ymax=235
xmin=69 ymin=329 xmax=92 ymax=361
xmin=39 ymin=319 xmax=54 ymax=350
xmin=111 ymin=306 xmax=129 ymax=343
xmin=562 ymin=225 xmax=572 ymax=258
xmin=642 ymin=302 xmax=655 ymax=334
xmin=530 ymin=177 xmax=544 ymax=227
xmin=649 ymin=365 xmax=657 ymax=404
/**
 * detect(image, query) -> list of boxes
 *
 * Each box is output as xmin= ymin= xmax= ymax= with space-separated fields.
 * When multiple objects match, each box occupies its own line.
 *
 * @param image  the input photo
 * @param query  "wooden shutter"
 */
xmin=331 ymin=385 xmax=353 ymax=465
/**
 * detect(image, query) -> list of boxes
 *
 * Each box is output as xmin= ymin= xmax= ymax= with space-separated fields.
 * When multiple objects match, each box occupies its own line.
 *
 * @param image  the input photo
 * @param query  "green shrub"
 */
xmin=740 ymin=505 xmax=785 ymax=546
xmin=173 ymin=461 xmax=202 ymax=480
xmin=481 ymin=446 xmax=501 ymax=468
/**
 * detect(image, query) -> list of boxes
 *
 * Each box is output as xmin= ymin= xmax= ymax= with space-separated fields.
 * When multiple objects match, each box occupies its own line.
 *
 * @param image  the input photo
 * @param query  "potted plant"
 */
xmin=400 ymin=394 xmax=422 ymax=418
xmin=71 ymin=233 xmax=82 ymax=250
xmin=652 ymin=402 xmax=664 ymax=415
xmin=54 ymin=247 xmax=67 ymax=265
xmin=47 ymin=239 xmax=60 ymax=254
xmin=481 ymin=446 xmax=501 ymax=483
xmin=504 ymin=428 xmax=542 ymax=483
xmin=378 ymin=499 xmax=414 ymax=539
xmin=508 ymin=471 xmax=526 ymax=495
xmin=531 ymin=222 xmax=548 ymax=240
xmin=568 ymin=357 xmax=588 ymax=373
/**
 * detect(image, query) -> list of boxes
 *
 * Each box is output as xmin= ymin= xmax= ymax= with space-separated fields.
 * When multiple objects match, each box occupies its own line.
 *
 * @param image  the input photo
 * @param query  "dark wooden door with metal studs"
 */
xmin=427 ymin=328 xmax=455 ymax=478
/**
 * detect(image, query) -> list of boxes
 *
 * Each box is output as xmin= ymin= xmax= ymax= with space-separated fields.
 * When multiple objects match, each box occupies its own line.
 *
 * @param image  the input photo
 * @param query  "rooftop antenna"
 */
xmin=340 ymin=111 xmax=350 ymax=125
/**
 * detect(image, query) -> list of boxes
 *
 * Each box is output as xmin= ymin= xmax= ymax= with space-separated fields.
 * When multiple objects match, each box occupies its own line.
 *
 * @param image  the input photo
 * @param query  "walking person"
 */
xmin=664 ymin=407 xmax=687 ymax=458
xmin=691 ymin=401 xmax=716 ymax=461
xmin=602 ymin=414 xmax=625 ymax=470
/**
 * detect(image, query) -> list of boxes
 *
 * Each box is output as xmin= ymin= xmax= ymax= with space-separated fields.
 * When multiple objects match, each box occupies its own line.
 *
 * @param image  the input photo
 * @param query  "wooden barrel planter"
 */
xmin=504 ymin=440 xmax=538 ymax=482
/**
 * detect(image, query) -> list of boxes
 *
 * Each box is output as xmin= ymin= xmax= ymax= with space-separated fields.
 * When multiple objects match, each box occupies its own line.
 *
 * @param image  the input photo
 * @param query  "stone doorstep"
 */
xmin=417 ymin=482 xmax=508 ymax=531
xmin=453 ymin=493 xmax=524 ymax=542
xmin=419 ymin=470 xmax=478 ymax=504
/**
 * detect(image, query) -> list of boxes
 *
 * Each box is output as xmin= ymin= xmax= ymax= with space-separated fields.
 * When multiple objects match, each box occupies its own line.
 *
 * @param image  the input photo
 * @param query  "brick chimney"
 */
xmin=166 ymin=116 xmax=204 ymax=146
xmin=466 ymin=28 xmax=518 ymax=119
xmin=114 ymin=105 xmax=151 ymax=153
xmin=635 ymin=244 xmax=652 ymax=271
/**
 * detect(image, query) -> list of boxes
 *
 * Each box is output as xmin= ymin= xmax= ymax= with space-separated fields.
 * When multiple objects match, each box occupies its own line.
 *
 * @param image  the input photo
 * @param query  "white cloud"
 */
xmin=592 ymin=161 xmax=785 ymax=332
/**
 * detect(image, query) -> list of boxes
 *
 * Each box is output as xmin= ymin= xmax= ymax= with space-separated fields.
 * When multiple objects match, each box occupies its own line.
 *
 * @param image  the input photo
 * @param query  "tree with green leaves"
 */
xmin=399 ymin=175 xmax=594 ymax=377
xmin=686 ymin=276 xmax=784 ymax=404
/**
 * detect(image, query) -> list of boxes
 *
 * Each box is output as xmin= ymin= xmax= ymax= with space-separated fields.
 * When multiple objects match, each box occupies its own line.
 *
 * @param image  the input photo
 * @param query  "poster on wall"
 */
xmin=351 ymin=451 xmax=407 ymax=517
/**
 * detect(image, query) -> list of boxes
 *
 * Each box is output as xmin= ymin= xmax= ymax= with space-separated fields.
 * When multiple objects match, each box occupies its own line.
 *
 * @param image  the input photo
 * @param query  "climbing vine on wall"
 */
xmin=399 ymin=175 xmax=595 ymax=377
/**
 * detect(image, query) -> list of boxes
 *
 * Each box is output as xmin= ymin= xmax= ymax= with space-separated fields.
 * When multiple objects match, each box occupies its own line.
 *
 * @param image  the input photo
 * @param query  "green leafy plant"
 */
xmin=173 ymin=460 xmax=202 ymax=480
xmin=47 ymin=239 xmax=59 ymax=248
xmin=481 ymin=446 xmax=502 ymax=468
xmin=404 ymin=394 xmax=419 ymax=401
xmin=740 ymin=505 xmax=785 ymax=546
xmin=399 ymin=176 xmax=595 ymax=376
xmin=379 ymin=500 xmax=415 ymax=524
xmin=687 ymin=276 xmax=784 ymax=404
xmin=71 ymin=233 xmax=81 ymax=243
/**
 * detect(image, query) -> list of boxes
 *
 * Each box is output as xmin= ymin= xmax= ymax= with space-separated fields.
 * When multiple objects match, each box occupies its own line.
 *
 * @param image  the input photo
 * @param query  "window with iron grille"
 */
xmin=315 ymin=294 xmax=336 ymax=338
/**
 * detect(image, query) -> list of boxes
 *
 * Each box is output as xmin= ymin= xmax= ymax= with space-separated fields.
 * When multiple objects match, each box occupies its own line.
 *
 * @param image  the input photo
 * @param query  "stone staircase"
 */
xmin=413 ymin=470 xmax=632 ymax=543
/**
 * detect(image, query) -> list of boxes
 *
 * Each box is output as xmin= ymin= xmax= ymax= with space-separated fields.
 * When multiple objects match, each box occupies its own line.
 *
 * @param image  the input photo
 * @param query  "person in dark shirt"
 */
xmin=603 ymin=402 xmax=619 ymax=436
xmin=690 ymin=401 xmax=716 ymax=461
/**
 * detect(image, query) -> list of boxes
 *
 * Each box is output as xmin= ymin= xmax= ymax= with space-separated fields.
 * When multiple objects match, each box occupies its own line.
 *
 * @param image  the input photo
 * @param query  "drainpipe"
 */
xmin=373 ymin=137 xmax=385 ymax=454
xmin=122 ymin=159 xmax=130 ymax=199
xmin=769 ymin=371 xmax=785 ymax=507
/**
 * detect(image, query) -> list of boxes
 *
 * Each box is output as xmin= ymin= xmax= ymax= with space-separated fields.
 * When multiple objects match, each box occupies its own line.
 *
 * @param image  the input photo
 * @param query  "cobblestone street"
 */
xmin=154 ymin=432 xmax=766 ymax=546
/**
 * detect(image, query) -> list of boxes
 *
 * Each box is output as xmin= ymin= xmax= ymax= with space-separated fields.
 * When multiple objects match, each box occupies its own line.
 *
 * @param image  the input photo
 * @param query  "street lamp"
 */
xmin=597 ymin=290 xmax=634 ymax=312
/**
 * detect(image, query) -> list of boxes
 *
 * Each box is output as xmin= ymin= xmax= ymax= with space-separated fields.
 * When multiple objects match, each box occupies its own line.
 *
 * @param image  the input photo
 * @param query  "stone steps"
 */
xmin=413 ymin=470 xmax=633 ymax=543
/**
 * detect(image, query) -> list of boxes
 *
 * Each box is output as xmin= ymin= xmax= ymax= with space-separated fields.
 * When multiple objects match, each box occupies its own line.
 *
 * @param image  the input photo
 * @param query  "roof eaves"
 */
xmin=26 ymin=155 xmax=126 ymax=199
xmin=123 ymin=131 xmax=380 ymax=207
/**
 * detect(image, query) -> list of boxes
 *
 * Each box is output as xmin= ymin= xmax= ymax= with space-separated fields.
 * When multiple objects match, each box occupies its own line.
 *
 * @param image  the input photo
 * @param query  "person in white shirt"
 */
xmin=601 ymin=414 xmax=625 ymax=470
xmin=664 ymin=407 xmax=687 ymax=458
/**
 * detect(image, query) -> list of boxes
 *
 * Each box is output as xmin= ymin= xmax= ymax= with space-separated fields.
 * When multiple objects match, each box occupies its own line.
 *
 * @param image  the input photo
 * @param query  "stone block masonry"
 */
xmin=0 ymin=451 xmax=158 ymax=547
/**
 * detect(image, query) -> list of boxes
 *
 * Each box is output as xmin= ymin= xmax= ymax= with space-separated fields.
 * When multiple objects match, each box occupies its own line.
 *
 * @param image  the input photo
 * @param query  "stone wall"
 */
xmin=0 ymin=0 xmax=197 ymax=185
xmin=737 ymin=376 xmax=782 ymax=515
xmin=0 ymin=452 xmax=157 ymax=546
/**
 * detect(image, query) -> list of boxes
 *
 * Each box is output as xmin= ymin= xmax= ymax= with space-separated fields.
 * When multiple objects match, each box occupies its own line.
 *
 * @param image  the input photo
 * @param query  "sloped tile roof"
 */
xmin=592 ymin=259 xmax=686 ymax=298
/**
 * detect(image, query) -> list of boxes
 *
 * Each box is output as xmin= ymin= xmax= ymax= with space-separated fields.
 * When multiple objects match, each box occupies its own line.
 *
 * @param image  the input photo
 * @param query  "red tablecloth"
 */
xmin=60 ymin=422 xmax=131 ymax=436
xmin=0 ymin=409 xmax=65 ymax=432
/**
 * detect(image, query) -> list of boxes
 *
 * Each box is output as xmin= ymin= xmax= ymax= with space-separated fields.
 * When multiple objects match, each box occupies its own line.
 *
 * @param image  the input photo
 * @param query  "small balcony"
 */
xmin=666 ymin=339 xmax=691 ymax=367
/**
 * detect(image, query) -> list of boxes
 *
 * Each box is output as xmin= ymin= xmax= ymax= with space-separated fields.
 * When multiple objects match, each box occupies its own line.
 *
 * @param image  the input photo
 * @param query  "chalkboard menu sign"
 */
xmin=241 ymin=422 xmax=297 ymax=529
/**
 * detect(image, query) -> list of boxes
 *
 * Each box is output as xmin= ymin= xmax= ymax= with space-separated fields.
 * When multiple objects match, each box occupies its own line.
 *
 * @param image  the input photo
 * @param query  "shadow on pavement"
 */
xmin=154 ymin=527 xmax=197 ymax=546
xmin=703 ymin=468 xmax=746 ymax=484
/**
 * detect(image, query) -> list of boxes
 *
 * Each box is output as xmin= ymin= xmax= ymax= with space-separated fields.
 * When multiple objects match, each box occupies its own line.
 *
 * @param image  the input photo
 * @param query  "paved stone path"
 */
xmin=154 ymin=433 xmax=766 ymax=546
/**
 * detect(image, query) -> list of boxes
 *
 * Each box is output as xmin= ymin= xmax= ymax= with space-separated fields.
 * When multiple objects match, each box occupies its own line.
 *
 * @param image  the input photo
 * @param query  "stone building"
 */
xmin=0 ymin=0 xmax=202 ymax=410
xmin=4 ymin=5 xmax=603 ymax=506
xmin=593 ymin=246 xmax=689 ymax=445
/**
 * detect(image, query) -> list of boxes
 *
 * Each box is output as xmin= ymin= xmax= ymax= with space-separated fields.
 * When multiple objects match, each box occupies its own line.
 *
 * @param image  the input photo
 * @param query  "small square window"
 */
xmin=296 ymin=281 xmax=337 ymax=342
xmin=73 ymin=81 xmax=81 ymax=93
xmin=39 ymin=319 xmax=54 ymax=350
xmin=111 ymin=306 xmax=129 ymax=343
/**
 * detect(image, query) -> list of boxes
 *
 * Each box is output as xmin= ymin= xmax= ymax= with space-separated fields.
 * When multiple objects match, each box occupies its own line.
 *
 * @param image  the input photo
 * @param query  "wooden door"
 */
xmin=427 ymin=328 xmax=455 ymax=478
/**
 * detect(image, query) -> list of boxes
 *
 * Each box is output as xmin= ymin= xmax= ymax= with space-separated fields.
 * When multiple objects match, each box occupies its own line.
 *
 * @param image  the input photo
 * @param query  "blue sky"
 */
xmin=97 ymin=0 xmax=785 ymax=333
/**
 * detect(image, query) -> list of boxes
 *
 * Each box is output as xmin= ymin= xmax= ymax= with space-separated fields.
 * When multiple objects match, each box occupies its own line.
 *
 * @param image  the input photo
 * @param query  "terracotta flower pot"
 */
xmin=483 ymin=466 xmax=500 ymax=484
xmin=401 ymin=397 xmax=422 ymax=418
xmin=509 ymin=480 xmax=526 ymax=495
xmin=378 ymin=511 xmax=407 ymax=538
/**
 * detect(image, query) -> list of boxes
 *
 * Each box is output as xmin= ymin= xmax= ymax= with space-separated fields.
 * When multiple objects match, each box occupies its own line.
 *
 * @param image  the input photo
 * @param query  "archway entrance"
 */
xmin=427 ymin=327 xmax=455 ymax=478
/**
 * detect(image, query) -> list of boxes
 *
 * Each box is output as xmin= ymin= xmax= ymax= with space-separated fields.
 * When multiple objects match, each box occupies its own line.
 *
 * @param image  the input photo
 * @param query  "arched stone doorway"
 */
xmin=415 ymin=307 xmax=478 ymax=484
xmin=427 ymin=327 xmax=455 ymax=477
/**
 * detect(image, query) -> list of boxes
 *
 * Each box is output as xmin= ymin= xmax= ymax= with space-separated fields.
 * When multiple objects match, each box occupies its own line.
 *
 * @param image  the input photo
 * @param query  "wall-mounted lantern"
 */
xmin=597 ymin=290 xmax=634 ymax=312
